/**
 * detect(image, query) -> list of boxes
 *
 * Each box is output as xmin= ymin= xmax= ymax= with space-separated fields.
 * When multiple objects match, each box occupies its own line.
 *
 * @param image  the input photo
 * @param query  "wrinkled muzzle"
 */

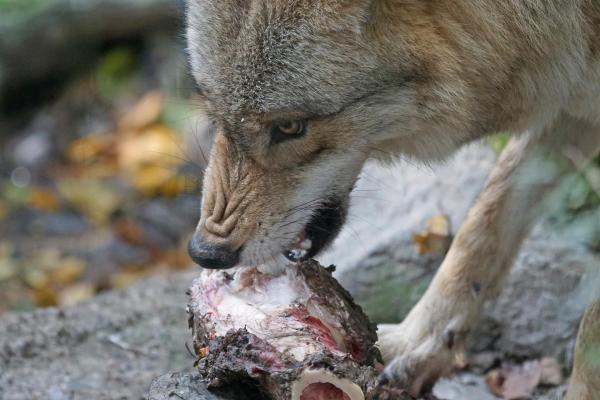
xmin=188 ymin=133 xmax=303 ymax=269
xmin=188 ymin=131 xmax=365 ymax=270
xmin=188 ymin=134 xmax=262 ymax=269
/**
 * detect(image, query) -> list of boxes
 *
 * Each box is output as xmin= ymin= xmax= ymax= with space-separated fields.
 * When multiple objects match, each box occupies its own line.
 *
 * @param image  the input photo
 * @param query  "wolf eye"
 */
xmin=270 ymin=120 xmax=306 ymax=144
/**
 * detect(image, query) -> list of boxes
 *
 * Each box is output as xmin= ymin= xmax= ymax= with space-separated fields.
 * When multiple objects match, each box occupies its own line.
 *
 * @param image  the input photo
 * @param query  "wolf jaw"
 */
xmin=284 ymin=198 xmax=346 ymax=263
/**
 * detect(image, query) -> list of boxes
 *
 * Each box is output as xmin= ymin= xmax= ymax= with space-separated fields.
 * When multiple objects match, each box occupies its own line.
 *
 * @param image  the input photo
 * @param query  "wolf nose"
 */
xmin=187 ymin=233 xmax=241 ymax=269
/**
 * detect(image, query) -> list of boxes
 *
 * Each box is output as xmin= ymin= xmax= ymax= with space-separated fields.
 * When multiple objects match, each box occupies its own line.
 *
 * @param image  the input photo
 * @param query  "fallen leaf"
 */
xmin=68 ymin=160 xmax=119 ymax=180
xmin=118 ymin=91 xmax=165 ymax=132
xmin=27 ymin=248 xmax=62 ymax=272
xmin=413 ymin=214 xmax=453 ymax=255
xmin=539 ymin=357 xmax=564 ymax=386
xmin=118 ymin=125 xmax=181 ymax=170
xmin=28 ymin=187 xmax=61 ymax=212
xmin=485 ymin=360 xmax=542 ymax=400
xmin=157 ymin=174 xmax=192 ymax=198
xmin=57 ymin=179 xmax=122 ymax=225
xmin=114 ymin=218 xmax=144 ymax=244
xmin=33 ymin=285 xmax=59 ymax=308
xmin=130 ymin=164 xmax=177 ymax=196
xmin=22 ymin=269 xmax=49 ymax=289
xmin=50 ymin=257 xmax=86 ymax=285
xmin=117 ymin=125 xmax=184 ymax=196
xmin=58 ymin=283 xmax=95 ymax=307
xmin=109 ymin=270 xmax=145 ymax=289
xmin=65 ymin=134 xmax=115 ymax=164
xmin=0 ymin=243 xmax=17 ymax=282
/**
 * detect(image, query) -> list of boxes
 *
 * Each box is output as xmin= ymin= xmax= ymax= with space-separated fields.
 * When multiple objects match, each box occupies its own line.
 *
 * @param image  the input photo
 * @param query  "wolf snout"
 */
xmin=188 ymin=232 xmax=241 ymax=269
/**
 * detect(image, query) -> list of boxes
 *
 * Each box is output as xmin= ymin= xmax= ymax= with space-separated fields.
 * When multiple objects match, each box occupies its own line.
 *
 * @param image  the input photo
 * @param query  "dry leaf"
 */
xmin=413 ymin=214 xmax=452 ymax=255
xmin=109 ymin=270 xmax=145 ymax=289
xmin=158 ymin=174 xmax=191 ymax=198
xmin=27 ymin=248 xmax=62 ymax=272
xmin=57 ymin=179 xmax=122 ymax=225
xmin=117 ymin=125 xmax=185 ymax=196
xmin=0 ymin=243 xmax=17 ymax=282
xmin=33 ymin=285 xmax=59 ymax=307
xmin=114 ymin=218 xmax=144 ymax=244
xmin=129 ymin=165 xmax=176 ymax=196
xmin=50 ymin=257 xmax=86 ymax=285
xmin=58 ymin=283 xmax=95 ymax=307
xmin=539 ymin=357 xmax=564 ymax=386
xmin=485 ymin=360 xmax=542 ymax=399
xmin=118 ymin=125 xmax=181 ymax=170
xmin=28 ymin=187 xmax=61 ymax=213
xmin=118 ymin=91 xmax=165 ymax=132
xmin=22 ymin=269 xmax=49 ymax=289
xmin=65 ymin=134 xmax=115 ymax=164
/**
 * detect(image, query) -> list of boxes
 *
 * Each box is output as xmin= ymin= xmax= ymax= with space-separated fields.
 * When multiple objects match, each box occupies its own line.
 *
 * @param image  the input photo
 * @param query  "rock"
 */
xmin=0 ymin=271 xmax=196 ymax=400
xmin=147 ymin=371 xmax=265 ymax=400
xmin=433 ymin=374 xmax=500 ymax=400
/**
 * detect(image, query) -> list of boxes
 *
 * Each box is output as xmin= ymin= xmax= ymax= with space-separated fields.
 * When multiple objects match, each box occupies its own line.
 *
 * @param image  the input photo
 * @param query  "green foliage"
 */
xmin=160 ymin=100 xmax=196 ymax=132
xmin=489 ymin=132 xmax=600 ymax=214
xmin=0 ymin=0 xmax=50 ymax=13
xmin=566 ymin=173 xmax=600 ymax=212
xmin=95 ymin=46 xmax=138 ymax=101
xmin=356 ymin=265 xmax=431 ymax=324
xmin=0 ymin=0 xmax=52 ymax=27
xmin=488 ymin=132 xmax=510 ymax=154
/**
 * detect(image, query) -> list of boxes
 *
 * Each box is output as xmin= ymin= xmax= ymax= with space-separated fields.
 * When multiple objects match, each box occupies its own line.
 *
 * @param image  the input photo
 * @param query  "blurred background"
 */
xmin=0 ymin=0 xmax=211 ymax=313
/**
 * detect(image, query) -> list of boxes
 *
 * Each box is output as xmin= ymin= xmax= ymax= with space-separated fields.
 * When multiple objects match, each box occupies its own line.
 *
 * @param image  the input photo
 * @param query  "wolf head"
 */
xmin=185 ymin=0 xmax=480 ymax=268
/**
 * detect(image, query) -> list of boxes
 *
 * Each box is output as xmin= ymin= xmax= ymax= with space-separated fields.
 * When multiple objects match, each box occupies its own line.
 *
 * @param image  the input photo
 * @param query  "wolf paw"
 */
xmin=377 ymin=322 xmax=465 ymax=396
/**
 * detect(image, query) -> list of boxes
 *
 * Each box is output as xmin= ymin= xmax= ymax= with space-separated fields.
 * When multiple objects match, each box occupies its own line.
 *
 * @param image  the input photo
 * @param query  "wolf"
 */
xmin=184 ymin=0 xmax=600 ymax=397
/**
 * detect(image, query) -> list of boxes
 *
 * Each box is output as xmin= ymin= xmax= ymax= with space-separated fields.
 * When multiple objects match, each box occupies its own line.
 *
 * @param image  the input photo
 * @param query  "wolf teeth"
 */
xmin=300 ymin=239 xmax=312 ymax=250
xmin=287 ymin=248 xmax=308 ymax=261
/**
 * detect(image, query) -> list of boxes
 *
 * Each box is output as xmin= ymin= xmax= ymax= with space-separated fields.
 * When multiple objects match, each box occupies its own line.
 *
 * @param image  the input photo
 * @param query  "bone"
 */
xmin=187 ymin=260 xmax=412 ymax=400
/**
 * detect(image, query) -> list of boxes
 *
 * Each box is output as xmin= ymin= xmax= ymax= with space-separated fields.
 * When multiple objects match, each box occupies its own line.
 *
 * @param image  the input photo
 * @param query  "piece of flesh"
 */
xmin=188 ymin=260 xmax=384 ymax=400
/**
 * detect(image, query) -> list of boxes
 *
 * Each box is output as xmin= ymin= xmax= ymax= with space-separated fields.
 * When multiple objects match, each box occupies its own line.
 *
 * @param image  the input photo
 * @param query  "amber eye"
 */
xmin=270 ymin=120 xmax=307 ymax=144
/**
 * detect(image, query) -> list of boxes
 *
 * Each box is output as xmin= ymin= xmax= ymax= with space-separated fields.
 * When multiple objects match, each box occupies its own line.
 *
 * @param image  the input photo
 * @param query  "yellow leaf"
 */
xmin=118 ymin=91 xmax=165 ymax=132
xmin=29 ymin=248 xmax=62 ymax=271
xmin=50 ymin=257 xmax=86 ymax=285
xmin=412 ymin=215 xmax=453 ymax=255
xmin=34 ymin=285 xmax=59 ymax=308
xmin=65 ymin=134 xmax=115 ymax=164
xmin=0 ymin=244 xmax=17 ymax=281
xmin=158 ymin=174 xmax=192 ymax=198
xmin=58 ymin=283 xmax=95 ymax=307
xmin=71 ymin=160 xmax=119 ymax=180
xmin=109 ymin=271 xmax=144 ymax=289
xmin=28 ymin=187 xmax=61 ymax=212
xmin=131 ymin=165 xmax=177 ymax=196
xmin=57 ymin=179 xmax=122 ymax=225
xmin=22 ymin=269 xmax=49 ymax=289
xmin=425 ymin=214 xmax=452 ymax=236
xmin=118 ymin=125 xmax=182 ymax=172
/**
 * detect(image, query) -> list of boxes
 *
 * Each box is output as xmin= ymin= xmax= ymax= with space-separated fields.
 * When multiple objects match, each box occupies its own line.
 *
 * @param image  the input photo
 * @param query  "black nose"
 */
xmin=187 ymin=233 xmax=241 ymax=269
